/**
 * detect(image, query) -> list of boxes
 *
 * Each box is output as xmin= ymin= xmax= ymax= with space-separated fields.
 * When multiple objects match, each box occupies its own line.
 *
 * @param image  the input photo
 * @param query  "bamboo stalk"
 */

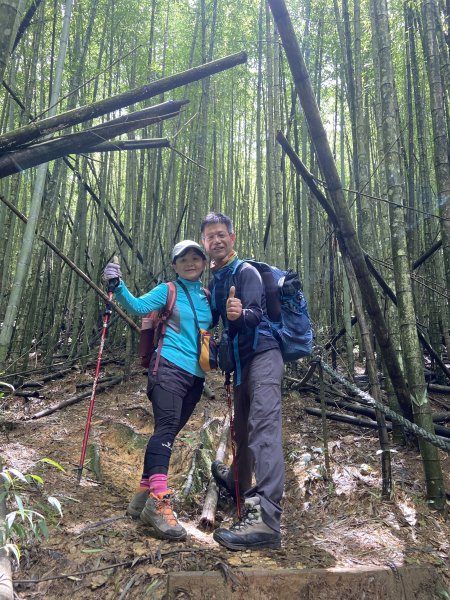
xmin=0 ymin=193 xmax=139 ymax=333
xmin=319 ymin=365 xmax=331 ymax=478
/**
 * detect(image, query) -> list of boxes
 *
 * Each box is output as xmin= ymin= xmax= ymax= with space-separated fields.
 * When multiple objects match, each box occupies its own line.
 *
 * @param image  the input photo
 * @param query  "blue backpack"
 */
xmin=232 ymin=259 xmax=313 ymax=362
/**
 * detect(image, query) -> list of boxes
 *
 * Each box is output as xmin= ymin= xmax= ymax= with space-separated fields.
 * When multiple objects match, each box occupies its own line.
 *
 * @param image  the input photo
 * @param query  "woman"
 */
xmin=103 ymin=240 xmax=212 ymax=541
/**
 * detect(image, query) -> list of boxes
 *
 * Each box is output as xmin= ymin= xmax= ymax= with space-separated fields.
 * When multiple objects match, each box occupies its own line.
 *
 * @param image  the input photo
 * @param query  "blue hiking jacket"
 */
xmin=210 ymin=257 xmax=279 ymax=384
xmin=115 ymin=277 xmax=212 ymax=377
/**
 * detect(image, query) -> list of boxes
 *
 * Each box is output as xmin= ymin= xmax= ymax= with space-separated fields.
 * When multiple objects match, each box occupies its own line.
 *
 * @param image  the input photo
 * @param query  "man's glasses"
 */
xmin=203 ymin=232 xmax=230 ymax=243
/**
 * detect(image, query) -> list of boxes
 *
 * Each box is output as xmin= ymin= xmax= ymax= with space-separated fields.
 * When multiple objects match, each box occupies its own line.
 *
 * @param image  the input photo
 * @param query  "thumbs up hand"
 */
xmin=226 ymin=286 xmax=242 ymax=321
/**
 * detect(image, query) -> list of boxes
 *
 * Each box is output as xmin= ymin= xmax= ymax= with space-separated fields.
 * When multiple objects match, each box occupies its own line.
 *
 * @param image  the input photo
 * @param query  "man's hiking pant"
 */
xmin=143 ymin=355 xmax=204 ymax=478
xmin=228 ymin=347 xmax=285 ymax=532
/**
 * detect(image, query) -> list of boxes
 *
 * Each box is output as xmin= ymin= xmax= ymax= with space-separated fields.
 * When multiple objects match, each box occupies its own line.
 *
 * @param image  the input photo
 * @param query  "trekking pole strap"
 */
xmin=225 ymin=379 xmax=241 ymax=518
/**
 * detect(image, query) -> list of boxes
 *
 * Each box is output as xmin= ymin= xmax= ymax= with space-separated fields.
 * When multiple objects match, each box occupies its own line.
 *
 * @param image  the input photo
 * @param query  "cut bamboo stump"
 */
xmin=85 ymin=443 xmax=103 ymax=483
xmin=203 ymin=383 xmax=215 ymax=399
xmin=183 ymin=417 xmax=220 ymax=498
xmin=198 ymin=416 xmax=230 ymax=531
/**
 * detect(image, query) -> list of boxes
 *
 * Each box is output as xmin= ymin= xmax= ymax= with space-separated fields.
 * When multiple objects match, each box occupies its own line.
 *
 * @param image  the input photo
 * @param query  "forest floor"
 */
xmin=2 ymin=356 xmax=450 ymax=599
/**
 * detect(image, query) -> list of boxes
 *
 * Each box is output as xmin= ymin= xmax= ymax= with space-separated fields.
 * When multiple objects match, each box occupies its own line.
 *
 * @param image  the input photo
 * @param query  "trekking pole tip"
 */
xmin=76 ymin=467 xmax=83 ymax=484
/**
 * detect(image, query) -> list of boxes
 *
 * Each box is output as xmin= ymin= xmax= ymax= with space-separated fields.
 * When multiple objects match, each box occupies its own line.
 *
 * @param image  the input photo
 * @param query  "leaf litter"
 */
xmin=2 ymin=360 xmax=450 ymax=598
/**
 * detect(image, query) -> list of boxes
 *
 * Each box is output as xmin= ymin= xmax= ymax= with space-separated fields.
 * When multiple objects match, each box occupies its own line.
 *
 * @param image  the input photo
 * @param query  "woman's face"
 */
xmin=173 ymin=249 xmax=206 ymax=281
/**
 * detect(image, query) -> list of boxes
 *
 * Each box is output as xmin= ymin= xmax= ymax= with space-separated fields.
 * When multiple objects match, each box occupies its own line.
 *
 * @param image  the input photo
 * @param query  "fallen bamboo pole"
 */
xmin=81 ymin=138 xmax=170 ymax=153
xmin=0 ymin=103 xmax=182 ymax=178
xmin=305 ymin=406 xmax=391 ymax=431
xmin=312 ymin=396 xmax=450 ymax=432
xmin=199 ymin=416 xmax=230 ymax=531
xmin=0 ymin=51 xmax=247 ymax=152
xmin=30 ymin=376 xmax=123 ymax=419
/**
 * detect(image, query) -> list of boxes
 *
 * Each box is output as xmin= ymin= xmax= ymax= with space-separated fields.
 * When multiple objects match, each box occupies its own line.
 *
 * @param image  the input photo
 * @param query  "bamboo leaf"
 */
xmin=5 ymin=511 xmax=17 ymax=529
xmin=4 ymin=543 xmax=20 ymax=564
xmin=8 ymin=468 xmax=28 ymax=483
xmin=14 ymin=494 xmax=25 ymax=518
xmin=47 ymin=496 xmax=63 ymax=516
xmin=29 ymin=474 xmax=44 ymax=484
xmin=39 ymin=458 xmax=66 ymax=473
xmin=38 ymin=520 xmax=49 ymax=539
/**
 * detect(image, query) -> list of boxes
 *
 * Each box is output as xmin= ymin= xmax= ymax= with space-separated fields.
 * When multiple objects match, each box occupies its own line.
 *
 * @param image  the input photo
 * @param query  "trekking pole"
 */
xmin=76 ymin=275 xmax=116 ymax=484
xmin=224 ymin=371 xmax=241 ymax=519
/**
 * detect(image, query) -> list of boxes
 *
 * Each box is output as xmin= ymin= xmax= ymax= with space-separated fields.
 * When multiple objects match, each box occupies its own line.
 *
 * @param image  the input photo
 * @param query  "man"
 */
xmin=201 ymin=211 xmax=284 ymax=550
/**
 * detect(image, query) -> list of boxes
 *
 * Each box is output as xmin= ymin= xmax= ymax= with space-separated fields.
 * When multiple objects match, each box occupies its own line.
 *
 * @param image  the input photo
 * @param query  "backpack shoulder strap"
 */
xmin=152 ymin=282 xmax=177 ymax=375
xmin=164 ymin=281 xmax=177 ymax=315
xmin=231 ymin=258 xmax=245 ymax=274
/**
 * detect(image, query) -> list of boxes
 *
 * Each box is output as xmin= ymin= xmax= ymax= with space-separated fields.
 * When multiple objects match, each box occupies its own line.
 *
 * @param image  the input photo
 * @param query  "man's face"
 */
xmin=202 ymin=223 xmax=236 ymax=263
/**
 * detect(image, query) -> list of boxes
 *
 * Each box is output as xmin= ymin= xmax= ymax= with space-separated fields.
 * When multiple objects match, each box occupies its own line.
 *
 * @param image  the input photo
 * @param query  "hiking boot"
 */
xmin=213 ymin=497 xmax=281 ymax=551
xmin=211 ymin=460 xmax=237 ymax=499
xmin=140 ymin=491 xmax=187 ymax=541
xmin=126 ymin=489 xmax=149 ymax=519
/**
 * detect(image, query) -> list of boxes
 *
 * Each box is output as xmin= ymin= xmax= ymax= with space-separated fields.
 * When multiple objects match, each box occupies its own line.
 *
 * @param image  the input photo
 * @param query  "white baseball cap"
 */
xmin=171 ymin=240 xmax=206 ymax=262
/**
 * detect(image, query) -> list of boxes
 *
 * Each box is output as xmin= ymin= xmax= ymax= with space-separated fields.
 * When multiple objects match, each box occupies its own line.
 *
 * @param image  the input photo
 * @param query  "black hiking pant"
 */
xmin=143 ymin=355 xmax=204 ymax=478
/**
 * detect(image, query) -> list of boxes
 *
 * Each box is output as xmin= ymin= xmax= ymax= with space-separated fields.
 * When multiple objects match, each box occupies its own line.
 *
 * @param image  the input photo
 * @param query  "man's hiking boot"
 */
xmin=211 ymin=460 xmax=237 ymax=499
xmin=213 ymin=497 xmax=281 ymax=551
xmin=140 ymin=491 xmax=187 ymax=541
xmin=126 ymin=489 xmax=149 ymax=519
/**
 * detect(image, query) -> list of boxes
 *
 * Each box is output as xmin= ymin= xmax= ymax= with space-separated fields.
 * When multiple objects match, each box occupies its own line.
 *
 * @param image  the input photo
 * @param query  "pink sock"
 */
xmin=149 ymin=474 xmax=168 ymax=496
xmin=139 ymin=477 xmax=150 ymax=489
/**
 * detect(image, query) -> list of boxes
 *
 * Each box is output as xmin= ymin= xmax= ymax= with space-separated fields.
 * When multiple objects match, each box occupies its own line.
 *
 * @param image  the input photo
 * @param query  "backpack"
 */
xmin=139 ymin=282 xmax=177 ymax=372
xmin=231 ymin=259 xmax=313 ymax=362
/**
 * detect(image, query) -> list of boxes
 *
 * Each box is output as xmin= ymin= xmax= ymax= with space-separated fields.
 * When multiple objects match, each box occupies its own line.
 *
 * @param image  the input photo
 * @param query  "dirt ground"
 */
xmin=2 ymin=357 xmax=450 ymax=599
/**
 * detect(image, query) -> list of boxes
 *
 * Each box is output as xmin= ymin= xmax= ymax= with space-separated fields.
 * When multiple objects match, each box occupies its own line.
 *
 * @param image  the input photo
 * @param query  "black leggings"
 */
xmin=143 ymin=355 xmax=204 ymax=478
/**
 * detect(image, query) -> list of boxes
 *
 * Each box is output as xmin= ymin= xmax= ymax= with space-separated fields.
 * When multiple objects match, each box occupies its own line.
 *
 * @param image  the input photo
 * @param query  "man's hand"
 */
xmin=226 ymin=286 xmax=242 ymax=321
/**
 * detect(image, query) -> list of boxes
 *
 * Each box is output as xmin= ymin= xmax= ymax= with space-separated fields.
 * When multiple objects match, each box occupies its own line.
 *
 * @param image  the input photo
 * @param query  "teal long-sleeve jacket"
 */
xmin=114 ymin=277 xmax=212 ymax=378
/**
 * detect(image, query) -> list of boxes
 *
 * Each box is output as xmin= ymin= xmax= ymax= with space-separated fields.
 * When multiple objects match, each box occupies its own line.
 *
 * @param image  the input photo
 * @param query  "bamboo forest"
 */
xmin=0 ymin=0 xmax=449 ymax=597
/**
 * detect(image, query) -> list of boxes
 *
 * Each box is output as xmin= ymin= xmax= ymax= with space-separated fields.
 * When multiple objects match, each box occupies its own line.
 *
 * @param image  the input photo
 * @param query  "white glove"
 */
xmin=103 ymin=262 xmax=122 ymax=281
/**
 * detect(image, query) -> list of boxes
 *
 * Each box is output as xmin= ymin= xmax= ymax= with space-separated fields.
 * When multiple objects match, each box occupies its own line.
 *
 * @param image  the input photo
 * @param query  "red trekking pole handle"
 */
xmin=225 ymin=371 xmax=241 ymax=519
xmin=76 ymin=285 xmax=114 ymax=483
